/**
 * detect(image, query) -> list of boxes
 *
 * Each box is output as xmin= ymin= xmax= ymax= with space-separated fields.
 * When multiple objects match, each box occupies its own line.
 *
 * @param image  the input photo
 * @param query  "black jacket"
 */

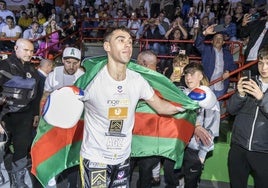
xmin=227 ymin=76 xmax=268 ymax=153
xmin=0 ymin=54 xmax=41 ymax=116
xmin=240 ymin=20 xmax=268 ymax=60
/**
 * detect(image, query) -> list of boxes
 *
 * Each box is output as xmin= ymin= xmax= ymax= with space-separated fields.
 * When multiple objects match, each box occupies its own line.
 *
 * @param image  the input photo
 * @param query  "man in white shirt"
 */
xmin=23 ymin=21 xmax=44 ymax=52
xmin=42 ymin=47 xmax=84 ymax=188
xmin=0 ymin=16 xmax=22 ymax=51
xmin=79 ymin=27 xmax=208 ymax=188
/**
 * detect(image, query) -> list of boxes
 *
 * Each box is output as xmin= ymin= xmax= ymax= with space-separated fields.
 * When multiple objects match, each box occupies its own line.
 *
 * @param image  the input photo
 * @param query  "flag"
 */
xmin=31 ymin=56 xmax=198 ymax=187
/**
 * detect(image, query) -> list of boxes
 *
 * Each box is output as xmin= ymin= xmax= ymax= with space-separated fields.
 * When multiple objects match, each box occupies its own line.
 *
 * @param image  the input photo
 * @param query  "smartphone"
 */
xmin=214 ymin=24 xmax=226 ymax=32
xmin=250 ymin=13 xmax=260 ymax=22
xmin=193 ymin=19 xmax=199 ymax=28
xmin=242 ymin=70 xmax=251 ymax=81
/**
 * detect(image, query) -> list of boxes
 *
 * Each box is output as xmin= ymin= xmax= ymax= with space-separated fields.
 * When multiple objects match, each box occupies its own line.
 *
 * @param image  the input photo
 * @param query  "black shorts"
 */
xmin=80 ymin=157 xmax=130 ymax=188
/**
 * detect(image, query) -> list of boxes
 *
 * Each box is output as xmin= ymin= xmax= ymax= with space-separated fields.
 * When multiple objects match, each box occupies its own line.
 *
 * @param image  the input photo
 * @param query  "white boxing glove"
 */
xmin=42 ymin=86 xmax=84 ymax=128
xmin=188 ymin=86 xmax=217 ymax=109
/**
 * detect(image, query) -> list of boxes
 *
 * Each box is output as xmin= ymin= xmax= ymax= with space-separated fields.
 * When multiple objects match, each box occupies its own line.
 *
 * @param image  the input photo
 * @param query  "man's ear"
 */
xmin=103 ymin=41 xmax=110 ymax=52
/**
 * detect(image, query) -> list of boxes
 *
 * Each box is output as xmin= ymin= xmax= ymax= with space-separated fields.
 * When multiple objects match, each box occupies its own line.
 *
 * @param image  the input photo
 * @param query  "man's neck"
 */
xmin=107 ymin=62 xmax=127 ymax=81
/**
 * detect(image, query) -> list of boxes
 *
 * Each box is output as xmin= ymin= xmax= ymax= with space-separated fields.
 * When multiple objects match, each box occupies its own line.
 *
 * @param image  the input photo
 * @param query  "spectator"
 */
xmin=158 ymin=10 xmax=170 ymax=32
xmin=127 ymin=11 xmax=141 ymax=38
xmin=36 ymin=17 xmax=65 ymax=57
xmin=231 ymin=3 xmax=244 ymax=38
xmin=161 ymin=0 xmax=175 ymax=21
xmin=82 ymin=5 xmax=98 ymax=37
xmin=49 ymin=7 xmax=61 ymax=24
xmin=196 ymin=0 xmax=205 ymax=16
xmin=150 ymin=0 xmax=160 ymax=18
xmin=174 ymin=62 xmax=220 ymax=188
xmin=18 ymin=11 xmax=33 ymax=31
xmin=37 ymin=12 xmax=47 ymax=26
xmin=37 ymin=58 xmax=54 ymax=97
xmin=0 ymin=16 xmax=22 ymax=52
xmin=222 ymin=14 xmax=237 ymax=41
xmin=42 ymin=47 xmax=84 ymax=188
xmin=23 ymin=21 xmax=44 ymax=52
xmin=36 ymin=0 xmax=53 ymax=18
xmin=137 ymin=18 xmax=167 ymax=55
xmin=143 ymin=0 xmax=151 ymax=18
xmin=181 ymin=0 xmax=193 ymax=19
xmin=113 ymin=8 xmax=128 ymax=27
xmin=137 ymin=5 xmax=149 ymax=20
xmin=63 ymin=14 xmax=79 ymax=46
xmin=0 ymin=38 xmax=40 ymax=188
xmin=0 ymin=0 xmax=16 ymax=23
xmin=164 ymin=17 xmax=189 ymax=55
xmin=174 ymin=6 xmax=184 ymax=20
xmin=195 ymin=24 xmax=237 ymax=98
xmin=73 ymin=0 xmax=87 ymax=15
xmin=239 ymin=10 xmax=268 ymax=76
xmin=0 ymin=16 xmax=6 ymax=32
xmin=200 ymin=16 xmax=210 ymax=31
xmin=185 ymin=6 xmax=199 ymax=39
xmin=227 ymin=46 xmax=268 ymax=188
xmin=200 ymin=4 xmax=215 ymax=24
xmin=96 ymin=12 xmax=113 ymax=39
xmin=130 ymin=50 xmax=162 ymax=188
xmin=166 ymin=53 xmax=189 ymax=86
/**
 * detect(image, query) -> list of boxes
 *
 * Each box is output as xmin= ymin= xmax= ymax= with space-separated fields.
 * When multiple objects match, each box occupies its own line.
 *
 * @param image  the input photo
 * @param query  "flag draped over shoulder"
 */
xmin=31 ymin=56 xmax=198 ymax=187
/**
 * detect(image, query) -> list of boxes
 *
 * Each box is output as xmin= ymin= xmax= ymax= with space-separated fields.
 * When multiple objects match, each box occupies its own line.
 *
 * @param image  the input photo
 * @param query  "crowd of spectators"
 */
xmin=0 ymin=0 xmax=79 ymax=56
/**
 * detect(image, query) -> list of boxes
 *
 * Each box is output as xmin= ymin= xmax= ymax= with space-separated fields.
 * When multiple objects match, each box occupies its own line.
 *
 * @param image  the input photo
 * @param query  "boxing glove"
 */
xmin=188 ymin=86 xmax=217 ymax=109
xmin=42 ymin=86 xmax=84 ymax=128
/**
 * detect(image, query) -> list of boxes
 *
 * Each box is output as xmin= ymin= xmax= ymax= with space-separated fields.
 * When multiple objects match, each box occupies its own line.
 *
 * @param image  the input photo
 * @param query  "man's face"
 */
xmin=0 ymin=2 xmax=5 ymax=10
xmin=212 ymin=34 xmax=224 ymax=49
xmin=6 ymin=18 xmax=14 ymax=28
xmin=63 ymin=58 xmax=80 ymax=75
xmin=15 ymin=42 xmax=34 ymax=63
xmin=32 ymin=23 xmax=39 ymax=32
xmin=258 ymin=58 xmax=268 ymax=82
xmin=104 ymin=29 xmax=133 ymax=64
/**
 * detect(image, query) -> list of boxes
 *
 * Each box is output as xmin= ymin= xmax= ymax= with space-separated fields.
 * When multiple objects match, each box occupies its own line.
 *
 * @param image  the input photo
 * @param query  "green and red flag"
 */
xmin=31 ymin=56 xmax=198 ymax=187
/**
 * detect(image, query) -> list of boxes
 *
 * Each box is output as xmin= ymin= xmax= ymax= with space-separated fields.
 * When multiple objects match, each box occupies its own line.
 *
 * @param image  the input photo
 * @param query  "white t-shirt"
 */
xmin=81 ymin=65 xmax=154 ymax=165
xmin=1 ymin=25 xmax=21 ymax=37
xmin=44 ymin=66 xmax=84 ymax=92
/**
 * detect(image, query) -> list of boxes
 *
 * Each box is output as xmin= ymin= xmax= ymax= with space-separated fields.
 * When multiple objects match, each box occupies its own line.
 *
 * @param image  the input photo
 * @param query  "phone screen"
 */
xmin=242 ymin=70 xmax=251 ymax=81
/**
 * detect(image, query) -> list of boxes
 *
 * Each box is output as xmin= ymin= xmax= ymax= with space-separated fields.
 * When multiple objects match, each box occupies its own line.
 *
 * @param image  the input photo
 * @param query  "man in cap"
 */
xmin=43 ymin=47 xmax=84 ymax=96
xmin=41 ymin=47 xmax=84 ymax=187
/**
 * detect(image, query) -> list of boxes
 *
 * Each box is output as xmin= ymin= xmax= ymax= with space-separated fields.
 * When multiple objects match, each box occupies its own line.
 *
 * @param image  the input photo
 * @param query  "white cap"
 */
xmin=62 ymin=47 xmax=81 ymax=60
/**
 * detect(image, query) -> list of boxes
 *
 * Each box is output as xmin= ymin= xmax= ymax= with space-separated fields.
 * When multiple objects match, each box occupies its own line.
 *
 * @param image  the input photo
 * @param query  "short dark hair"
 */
xmin=103 ymin=26 xmax=131 ymax=42
xmin=258 ymin=46 xmax=268 ymax=60
xmin=0 ymin=0 xmax=6 ymax=5
xmin=6 ymin=16 xmax=14 ymax=21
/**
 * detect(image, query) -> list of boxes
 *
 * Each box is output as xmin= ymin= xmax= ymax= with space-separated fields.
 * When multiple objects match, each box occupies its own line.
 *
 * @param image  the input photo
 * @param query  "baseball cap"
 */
xmin=63 ymin=47 xmax=81 ymax=61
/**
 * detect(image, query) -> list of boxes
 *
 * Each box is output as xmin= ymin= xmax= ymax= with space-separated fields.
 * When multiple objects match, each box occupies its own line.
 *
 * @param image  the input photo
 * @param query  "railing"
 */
xmin=1 ymin=19 xmax=257 ymax=118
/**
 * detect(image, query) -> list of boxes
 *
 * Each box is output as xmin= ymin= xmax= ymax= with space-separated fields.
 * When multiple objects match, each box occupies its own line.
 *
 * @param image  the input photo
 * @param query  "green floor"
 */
xmin=201 ymin=117 xmax=254 ymax=185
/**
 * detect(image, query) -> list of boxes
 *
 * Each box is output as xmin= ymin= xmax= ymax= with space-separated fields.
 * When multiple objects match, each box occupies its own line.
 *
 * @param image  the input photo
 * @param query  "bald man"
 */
xmin=0 ymin=38 xmax=41 ymax=187
xmin=137 ymin=50 xmax=158 ymax=71
xmin=131 ymin=50 xmax=162 ymax=187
